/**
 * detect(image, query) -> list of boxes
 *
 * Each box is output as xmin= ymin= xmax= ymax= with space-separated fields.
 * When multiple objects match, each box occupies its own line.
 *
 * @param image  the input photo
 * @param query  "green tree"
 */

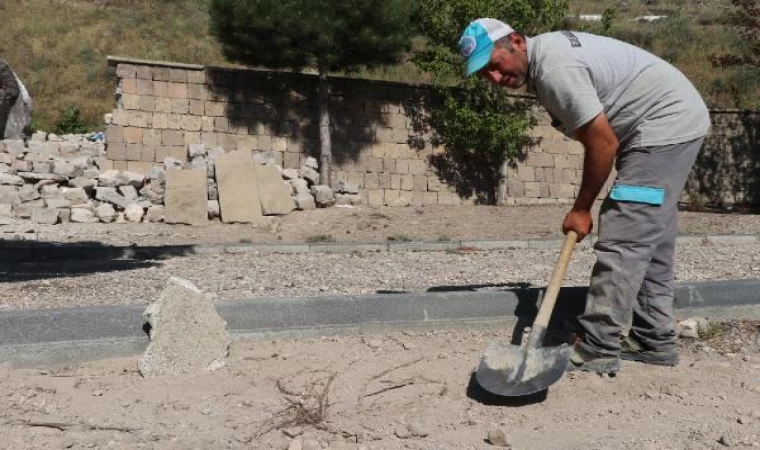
xmin=413 ymin=0 xmax=567 ymax=203
xmin=209 ymin=0 xmax=417 ymax=185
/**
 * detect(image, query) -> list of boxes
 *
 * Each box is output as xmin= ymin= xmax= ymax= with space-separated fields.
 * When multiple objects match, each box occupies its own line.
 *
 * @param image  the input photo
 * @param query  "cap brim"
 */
xmin=465 ymin=46 xmax=493 ymax=76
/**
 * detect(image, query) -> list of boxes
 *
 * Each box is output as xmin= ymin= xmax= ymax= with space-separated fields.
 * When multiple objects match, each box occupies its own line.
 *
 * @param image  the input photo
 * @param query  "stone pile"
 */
xmin=0 ymin=134 xmax=363 ymax=225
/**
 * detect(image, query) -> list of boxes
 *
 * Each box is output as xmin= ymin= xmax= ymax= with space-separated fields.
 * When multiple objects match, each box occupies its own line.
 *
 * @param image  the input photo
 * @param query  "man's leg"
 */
xmin=625 ymin=138 xmax=704 ymax=363
xmin=574 ymin=138 xmax=704 ymax=362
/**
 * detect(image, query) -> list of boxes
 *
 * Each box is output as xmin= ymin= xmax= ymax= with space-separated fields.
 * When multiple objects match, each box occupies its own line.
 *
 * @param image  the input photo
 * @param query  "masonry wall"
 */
xmin=105 ymin=57 xmax=760 ymax=208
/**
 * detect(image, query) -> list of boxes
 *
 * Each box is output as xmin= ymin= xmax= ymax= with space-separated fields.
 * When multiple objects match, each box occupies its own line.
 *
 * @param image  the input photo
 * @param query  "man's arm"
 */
xmin=561 ymin=112 xmax=619 ymax=239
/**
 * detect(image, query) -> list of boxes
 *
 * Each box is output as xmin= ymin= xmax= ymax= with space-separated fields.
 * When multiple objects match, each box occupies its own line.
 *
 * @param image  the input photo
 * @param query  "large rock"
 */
xmin=0 ymin=186 xmax=20 ymax=205
xmin=124 ymin=203 xmax=144 ymax=223
xmin=290 ymin=178 xmax=310 ymax=196
xmin=95 ymin=203 xmax=116 ymax=223
xmin=4 ymin=139 xmax=26 ymax=157
xmin=256 ymin=165 xmax=295 ymax=215
xmin=310 ymin=185 xmax=335 ymax=208
xmin=138 ymin=277 xmax=230 ymax=378
xmin=299 ymin=166 xmax=320 ymax=186
xmin=17 ymin=172 xmax=66 ymax=182
xmin=31 ymin=207 xmax=59 ymax=224
xmin=295 ymin=194 xmax=316 ymax=210
xmin=62 ymin=187 xmax=90 ymax=204
xmin=95 ymin=187 xmax=131 ymax=209
xmin=18 ymin=184 xmax=39 ymax=202
xmin=146 ymin=205 xmax=164 ymax=223
xmin=164 ymin=169 xmax=208 ymax=225
xmin=216 ymin=150 xmax=262 ymax=224
xmin=0 ymin=173 xmax=23 ymax=186
xmin=70 ymin=205 xmax=99 ymax=223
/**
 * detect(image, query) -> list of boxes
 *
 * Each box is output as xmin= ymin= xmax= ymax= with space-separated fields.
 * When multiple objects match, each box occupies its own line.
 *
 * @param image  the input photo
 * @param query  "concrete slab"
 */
xmin=164 ymin=169 xmax=208 ymax=225
xmin=256 ymin=164 xmax=295 ymax=215
xmin=216 ymin=150 xmax=263 ymax=223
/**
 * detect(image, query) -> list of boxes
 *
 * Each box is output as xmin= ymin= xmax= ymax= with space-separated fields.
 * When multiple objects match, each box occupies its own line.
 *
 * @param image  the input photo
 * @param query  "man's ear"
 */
xmin=510 ymin=33 xmax=526 ymax=50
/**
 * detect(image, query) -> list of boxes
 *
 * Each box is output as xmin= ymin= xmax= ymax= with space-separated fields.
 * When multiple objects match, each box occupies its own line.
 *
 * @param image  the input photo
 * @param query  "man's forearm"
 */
xmin=574 ymin=143 xmax=616 ymax=211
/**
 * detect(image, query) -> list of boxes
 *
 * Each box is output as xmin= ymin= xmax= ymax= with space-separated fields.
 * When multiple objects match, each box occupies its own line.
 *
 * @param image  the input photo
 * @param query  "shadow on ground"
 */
xmin=0 ymin=239 xmax=201 ymax=282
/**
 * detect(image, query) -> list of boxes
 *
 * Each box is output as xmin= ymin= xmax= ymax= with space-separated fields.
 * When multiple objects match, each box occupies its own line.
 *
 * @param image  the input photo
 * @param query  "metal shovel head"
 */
xmin=475 ymin=341 xmax=574 ymax=397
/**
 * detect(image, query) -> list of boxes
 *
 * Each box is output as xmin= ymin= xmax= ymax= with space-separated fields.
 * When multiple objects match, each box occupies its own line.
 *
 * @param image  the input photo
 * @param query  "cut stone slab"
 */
xmin=295 ymin=194 xmax=316 ymax=210
xmin=310 ymin=185 xmax=335 ymax=208
xmin=164 ymin=169 xmax=208 ymax=225
xmin=0 ymin=186 xmax=21 ymax=205
xmin=71 ymin=205 xmax=99 ymax=223
xmin=31 ymin=207 xmax=59 ymax=224
xmin=138 ymin=277 xmax=230 ymax=378
xmin=95 ymin=187 xmax=131 ymax=209
xmin=256 ymin=164 xmax=295 ymax=215
xmin=216 ymin=150 xmax=262 ymax=224
xmin=0 ymin=173 xmax=24 ymax=186
xmin=17 ymin=172 xmax=66 ymax=182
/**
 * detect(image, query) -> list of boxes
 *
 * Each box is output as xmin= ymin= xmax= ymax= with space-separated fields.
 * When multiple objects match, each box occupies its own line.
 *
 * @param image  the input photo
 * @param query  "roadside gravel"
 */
xmin=3 ymin=241 xmax=759 ymax=310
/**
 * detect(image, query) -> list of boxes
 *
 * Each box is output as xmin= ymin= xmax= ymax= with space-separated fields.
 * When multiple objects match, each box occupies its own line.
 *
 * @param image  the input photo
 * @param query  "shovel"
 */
xmin=475 ymin=231 xmax=578 ymax=397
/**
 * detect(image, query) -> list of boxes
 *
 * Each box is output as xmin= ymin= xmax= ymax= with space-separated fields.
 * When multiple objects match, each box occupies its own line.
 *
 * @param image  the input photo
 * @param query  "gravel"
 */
xmin=2 ymin=242 xmax=759 ymax=310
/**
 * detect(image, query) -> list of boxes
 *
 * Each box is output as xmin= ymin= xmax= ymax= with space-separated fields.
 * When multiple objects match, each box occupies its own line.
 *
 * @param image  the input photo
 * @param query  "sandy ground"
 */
xmin=2 ymin=205 xmax=760 ymax=247
xmin=2 ymin=205 xmax=759 ymax=449
xmin=0 ymin=321 xmax=758 ymax=450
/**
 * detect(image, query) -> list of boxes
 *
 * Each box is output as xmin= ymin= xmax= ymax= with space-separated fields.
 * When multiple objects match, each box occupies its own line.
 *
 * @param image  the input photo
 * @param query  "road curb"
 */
xmin=1 ymin=279 xmax=759 ymax=368
xmin=0 ymin=234 xmax=757 ymax=262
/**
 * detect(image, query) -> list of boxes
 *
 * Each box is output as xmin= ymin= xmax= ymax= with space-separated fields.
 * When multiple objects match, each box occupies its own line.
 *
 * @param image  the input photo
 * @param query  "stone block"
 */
xmin=527 ymin=152 xmax=554 ymax=168
xmin=138 ymin=277 xmax=229 ymax=377
xmin=96 ymin=203 xmax=116 ymax=223
xmin=294 ymin=194 xmax=316 ymax=210
xmin=44 ymin=197 xmax=72 ymax=209
xmin=164 ymin=169 xmax=208 ymax=225
xmin=0 ymin=173 xmax=23 ymax=186
xmin=146 ymin=205 xmax=165 ymax=223
xmin=124 ymin=203 xmax=145 ymax=222
xmin=31 ymin=207 xmax=59 ymax=224
xmin=256 ymin=165 xmax=296 ymax=215
xmin=310 ymin=185 xmax=335 ymax=208
xmin=96 ymin=187 xmax=131 ymax=209
xmin=167 ymin=82 xmax=188 ymax=99
xmin=423 ymin=192 xmax=439 ymax=206
xmin=215 ymin=151 xmax=262 ymax=224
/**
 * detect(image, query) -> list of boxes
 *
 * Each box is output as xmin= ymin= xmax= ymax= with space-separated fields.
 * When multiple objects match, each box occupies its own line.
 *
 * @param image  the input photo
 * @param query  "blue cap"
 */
xmin=458 ymin=18 xmax=515 ymax=76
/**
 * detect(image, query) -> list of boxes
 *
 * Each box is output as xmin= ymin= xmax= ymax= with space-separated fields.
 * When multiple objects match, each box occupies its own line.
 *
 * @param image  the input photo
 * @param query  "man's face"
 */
xmin=477 ymin=38 xmax=528 ymax=89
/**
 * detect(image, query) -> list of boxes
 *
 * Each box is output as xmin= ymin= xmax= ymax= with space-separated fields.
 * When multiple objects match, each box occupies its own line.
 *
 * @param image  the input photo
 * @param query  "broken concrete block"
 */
xmin=0 ymin=173 xmax=23 ymax=186
xmin=208 ymin=200 xmax=220 ymax=219
xmin=63 ymin=187 xmax=90 ymax=204
xmin=44 ymin=197 xmax=72 ymax=209
xmin=281 ymin=168 xmax=299 ymax=180
xmin=95 ymin=204 xmax=116 ymax=223
xmin=303 ymin=156 xmax=319 ymax=170
xmin=95 ymin=187 xmax=131 ymax=209
xmin=290 ymin=178 xmax=310 ymax=196
xmin=216 ymin=150 xmax=262 ymax=224
xmin=18 ymin=172 xmax=66 ymax=182
xmin=31 ymin=207 xmax=59 ymax=224
xmin=164 ymin=169 xmax=208 ymax=225
xmin=256 ymin=165 xmax=295 ymax=215
xmin=4 ymin=139 xmax=26 ymax=157
xmin=119 ymin=185 xmax=139 ymax=201
xmin=310 ymin=185 xmax=335 ymax=208
xmin=124 ymin=203 xmax=144 ymax=222
xmin=52 ymin=160 xmax=77 ymax=178
xmin=0 ymin=186 xmax=21 ymax=205
xmin=18 ymin=184 xmax=39 ymax=202
xmin=68 ymin=177 xmax=97 ymax=192
xmin=71 ymin=205 xmax=99 ymax=223
xmin=146 ymin=205 xmax=164 ymax=223
xmin=295 ymin=194 xmax=316 ymax=210
xmin=138 ymin=277 xmax=230 ymax=378
xmin=299 ymin=166 xmax=320 ymax=186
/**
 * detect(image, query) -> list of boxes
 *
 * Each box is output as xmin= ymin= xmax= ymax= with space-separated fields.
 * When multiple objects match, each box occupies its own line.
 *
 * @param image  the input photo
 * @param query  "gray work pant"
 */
xmin=577 ymin=137 xmax=704 ymax=357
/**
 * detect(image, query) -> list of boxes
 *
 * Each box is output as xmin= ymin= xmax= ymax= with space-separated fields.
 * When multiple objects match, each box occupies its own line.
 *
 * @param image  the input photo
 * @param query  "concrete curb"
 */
xmin=2 ymin=279 xmax=760 ymax=368
xmin=1 ymin=234 xmax=759 ymax=262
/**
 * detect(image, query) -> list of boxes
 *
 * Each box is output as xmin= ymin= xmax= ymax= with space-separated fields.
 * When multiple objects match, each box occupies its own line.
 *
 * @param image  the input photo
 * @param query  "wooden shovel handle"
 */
xmin=532 ymin=231 xmax=578 ymax=329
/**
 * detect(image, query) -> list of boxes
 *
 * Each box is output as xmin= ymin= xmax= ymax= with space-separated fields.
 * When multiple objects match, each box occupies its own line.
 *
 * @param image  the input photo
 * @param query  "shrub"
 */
xmin=54 ymin=107 xmax=89 ymax=135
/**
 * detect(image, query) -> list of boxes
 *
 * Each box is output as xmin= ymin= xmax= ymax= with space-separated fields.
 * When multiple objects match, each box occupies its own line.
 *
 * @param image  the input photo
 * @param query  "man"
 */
xmin=459 ymin=19 xmax=710 ymax=372
xmin=0 ymin=60 xmax=21 ymax=139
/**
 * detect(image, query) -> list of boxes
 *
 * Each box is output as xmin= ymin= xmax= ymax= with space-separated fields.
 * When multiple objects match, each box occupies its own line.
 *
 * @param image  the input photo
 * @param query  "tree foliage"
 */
xmin=412 ymin=0 xmax=568 ymax=203
xmin=209 ymin=0 xmax=417 ymax=72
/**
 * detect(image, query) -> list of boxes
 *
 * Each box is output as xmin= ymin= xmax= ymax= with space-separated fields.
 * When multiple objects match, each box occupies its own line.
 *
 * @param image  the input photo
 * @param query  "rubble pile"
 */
xmin=0 ymin=133 xmax=363 ymax=225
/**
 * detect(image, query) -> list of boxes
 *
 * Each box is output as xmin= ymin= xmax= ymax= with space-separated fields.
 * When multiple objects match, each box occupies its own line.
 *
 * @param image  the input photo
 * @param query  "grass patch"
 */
xmin=387 ymin=234 xmax=413 ymax=242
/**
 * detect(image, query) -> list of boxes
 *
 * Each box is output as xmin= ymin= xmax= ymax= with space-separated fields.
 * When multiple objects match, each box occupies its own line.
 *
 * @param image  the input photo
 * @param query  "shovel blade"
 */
xmin=475 ymin=342 xmax=573 ymax=397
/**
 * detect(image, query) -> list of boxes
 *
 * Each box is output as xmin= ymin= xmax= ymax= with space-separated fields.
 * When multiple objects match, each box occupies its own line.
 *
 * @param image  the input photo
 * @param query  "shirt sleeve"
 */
xmin=535 ymin=66 xmax=603 ymax=136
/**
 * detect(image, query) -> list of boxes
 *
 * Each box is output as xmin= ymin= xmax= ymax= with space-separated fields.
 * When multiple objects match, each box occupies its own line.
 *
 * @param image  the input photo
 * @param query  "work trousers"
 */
xmin=578 ymin=137 xmax=704 ymax=357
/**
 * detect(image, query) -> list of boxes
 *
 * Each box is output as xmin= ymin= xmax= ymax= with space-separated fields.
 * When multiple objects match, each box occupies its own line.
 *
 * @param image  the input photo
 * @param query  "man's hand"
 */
xmin=562 ymin=209 xmax=593 ymax=240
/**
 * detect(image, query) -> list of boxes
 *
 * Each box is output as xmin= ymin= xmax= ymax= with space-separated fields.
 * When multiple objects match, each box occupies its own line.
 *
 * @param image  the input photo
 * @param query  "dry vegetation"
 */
xmin=0 ymin=0 xmax=755 ymax=131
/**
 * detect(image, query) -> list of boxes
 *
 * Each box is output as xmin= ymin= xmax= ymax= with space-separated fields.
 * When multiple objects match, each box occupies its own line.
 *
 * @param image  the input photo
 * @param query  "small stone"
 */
xmin=92 ymin=389 xmax=104 ymax=397
xmin=71 ymin=206 xmax=99 ymax=224
xmin=124 ymin=204 xmax=144 ymax=223
xmin=163 ymin=157 xmax=184 ymax=171
xmin=207 ymin=200 xmax=220 ymax=219
xmin=678 ymin=317 xmax=708 ymax=339
xmin=719 ymin=435 xmax=732 ymax=447
xmin=96 ymin=204 xmax=117 ymax=223
xmin=486 ymin=428 xmax=510 ymax=448
xmin=281 ymin=168 xmax=299 ymax=180
xmin=408 ymin=423 xmax=429 ymax=438
xmin=146 ymin=205 xmax=165 ymax=223
xmin=738 ymin=416 xmax=752 ymax=425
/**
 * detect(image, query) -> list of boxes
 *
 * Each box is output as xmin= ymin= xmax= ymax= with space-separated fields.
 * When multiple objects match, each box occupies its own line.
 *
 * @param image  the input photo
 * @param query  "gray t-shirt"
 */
xmin=526 ymin=31 xmax=710 ymax=147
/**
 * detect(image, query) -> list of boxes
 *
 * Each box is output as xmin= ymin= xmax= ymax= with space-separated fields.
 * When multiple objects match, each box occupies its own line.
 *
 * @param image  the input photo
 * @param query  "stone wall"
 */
xmin=105 ymin=57 xmax=760 ymax=208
